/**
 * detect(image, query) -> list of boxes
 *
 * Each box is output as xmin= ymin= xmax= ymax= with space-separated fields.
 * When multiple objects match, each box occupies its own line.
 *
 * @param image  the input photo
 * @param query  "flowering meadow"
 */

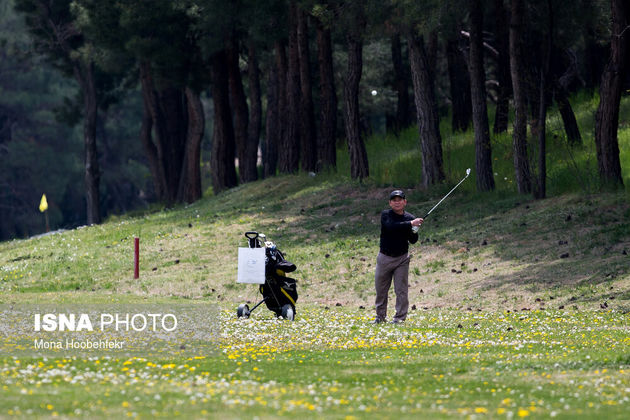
xmin=1 ymin=305 xmax=628 ymax=419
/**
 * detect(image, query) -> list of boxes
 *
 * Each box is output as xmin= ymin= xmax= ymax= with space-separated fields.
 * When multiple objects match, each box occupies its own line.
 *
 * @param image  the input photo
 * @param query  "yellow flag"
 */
xmin=39 ymin=194 xmax=48 ymax=212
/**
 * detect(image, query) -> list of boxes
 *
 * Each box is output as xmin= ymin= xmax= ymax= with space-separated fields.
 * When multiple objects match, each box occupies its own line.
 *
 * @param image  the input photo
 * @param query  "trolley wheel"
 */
xmin=281 ymin=304 xmax=295 ymax=321
xmin=237 ymin=304 xmax=250 ymax=318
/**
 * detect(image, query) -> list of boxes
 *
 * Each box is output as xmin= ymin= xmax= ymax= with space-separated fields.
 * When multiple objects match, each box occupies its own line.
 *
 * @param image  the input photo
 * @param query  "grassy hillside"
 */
xmin=1 ymin=172 xmax=629 ymax=312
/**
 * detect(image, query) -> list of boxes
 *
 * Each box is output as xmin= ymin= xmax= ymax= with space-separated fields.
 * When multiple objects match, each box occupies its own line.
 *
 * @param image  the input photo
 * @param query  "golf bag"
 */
xmin=237 ymin=232 xmax=298 ymax=320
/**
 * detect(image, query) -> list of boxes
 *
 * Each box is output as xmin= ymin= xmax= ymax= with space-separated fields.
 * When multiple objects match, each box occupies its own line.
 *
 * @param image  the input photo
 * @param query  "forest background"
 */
xmin=1 ymin=0 xmax=629 ymax=241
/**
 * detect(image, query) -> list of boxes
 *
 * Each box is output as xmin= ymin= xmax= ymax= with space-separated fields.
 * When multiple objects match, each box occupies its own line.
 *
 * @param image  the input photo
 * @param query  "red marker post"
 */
xmin=134 ymin=237 xmax=140 ymax=279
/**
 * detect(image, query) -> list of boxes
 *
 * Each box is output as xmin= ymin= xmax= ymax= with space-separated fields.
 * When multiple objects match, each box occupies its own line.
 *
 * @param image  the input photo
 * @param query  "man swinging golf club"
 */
xmin=373 ymin=189 xmax=423 ymax=324
xmin=372 ymin=169 xmax=471 ymax=324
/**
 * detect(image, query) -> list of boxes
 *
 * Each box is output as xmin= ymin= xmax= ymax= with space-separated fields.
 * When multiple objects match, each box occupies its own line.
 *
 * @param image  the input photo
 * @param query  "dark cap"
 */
xmin=389 ymin=189 xmax=405 ymax=200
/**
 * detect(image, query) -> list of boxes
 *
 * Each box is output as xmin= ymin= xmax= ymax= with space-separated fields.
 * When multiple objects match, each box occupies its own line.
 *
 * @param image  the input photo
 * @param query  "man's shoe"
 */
xmin=371 ymin=317 xmax=385 ymax=324
xmin=390 ymin=319 xmax=404 ymax=324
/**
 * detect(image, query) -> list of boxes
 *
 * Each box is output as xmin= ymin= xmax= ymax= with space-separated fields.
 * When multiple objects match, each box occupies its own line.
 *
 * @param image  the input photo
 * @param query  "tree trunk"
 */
xmin=264 ymin=60 xmax=279 ymax=178
xmin=316 ymin=20 xmax=337 ymax=170
xmin=556 ymin=92 xmax=582 ymax=145
xmin=391 ymin=33 xmax=411 ymax=133
xmin=509 ymin=0 xmax=532 ymax=194
xmin=297 ymin=8 xmax=317 ymax=172
xmin=446 ymin=36 xmax=472 ymax=132
xmin=160 ymin=88 xmax=187 ymax=203
xmin=139 ymin=91 xmax=165 ymax=200
xmin=533 ymin=0 xmax=554 ymax=200
xmin=138 ymin=62 xmax=188 ymax=204
xmin=279 ymin=1 xmax=301 ymax=174
xmin=408 ymin=33 xmax=444 ymax=188
xmin=79 ymin=61 xmax=101 ymax=225
xmin=344 ymin=19 xmax=369 ymax=180
xmin=227 ymin=37 xmax=256 ymax=183
xmin=535 ymin=69 xmax=548 ymax=199
xmin=139 ymin=62 xmax=168 ymax=201
xmin=210 ymin=50 xmax=238 ymax=193
xmin=526 ymin=60 xmax=541 ymax=135
xmin=247 ymin=41 xmax=262 ymax=178
xmin=584 ymin=28 xmax=609 ymax=92
xmin=595 ymin=0 xmax=629 ymax=188
xmin=177 ymin=88 xmax=204 ymax=203
xmin=553 ymin=49 xmax=582 ymax=146
xmin=426 ymin=30 xmax=438 ymax=81
xmin=275 ymin=41 xmax=289 ymax=173
xmin=493 ymin=0 xmax=511 ymax=134
xmin=141 ymin=64 xmax=188 ymax=205
xmin=469 ymin=0 xmax=495 ymax=192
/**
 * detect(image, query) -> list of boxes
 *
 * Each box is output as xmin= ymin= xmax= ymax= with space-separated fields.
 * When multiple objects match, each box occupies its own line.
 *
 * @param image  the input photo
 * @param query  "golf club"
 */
xmin=421 ymin=167 xmax=471 ymax=221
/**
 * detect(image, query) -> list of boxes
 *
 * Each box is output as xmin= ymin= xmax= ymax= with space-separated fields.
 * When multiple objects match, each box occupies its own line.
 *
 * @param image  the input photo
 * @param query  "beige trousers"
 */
xmin=374 ymin=252 xmax=410 ymax=321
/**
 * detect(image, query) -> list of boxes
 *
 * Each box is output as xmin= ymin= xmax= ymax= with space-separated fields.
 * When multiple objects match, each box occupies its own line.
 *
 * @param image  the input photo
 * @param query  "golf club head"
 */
xmin=465 ymin=168 xmax=471 ymax=177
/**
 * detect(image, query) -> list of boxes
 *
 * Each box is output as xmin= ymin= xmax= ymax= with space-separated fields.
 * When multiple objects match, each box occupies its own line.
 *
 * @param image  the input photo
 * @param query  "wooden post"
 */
xmin=134 ymin=237 xmax=139 ymax=279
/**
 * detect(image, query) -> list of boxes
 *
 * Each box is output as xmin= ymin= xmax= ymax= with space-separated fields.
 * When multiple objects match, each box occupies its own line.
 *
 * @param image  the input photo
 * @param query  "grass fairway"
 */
xmin=1 ymin=306 xmax=628 ymax=418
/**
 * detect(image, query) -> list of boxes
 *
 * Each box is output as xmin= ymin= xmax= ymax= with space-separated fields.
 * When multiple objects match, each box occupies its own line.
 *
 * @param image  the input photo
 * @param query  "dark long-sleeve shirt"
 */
xmin=379 ymin=209 xmax=419 ymax=257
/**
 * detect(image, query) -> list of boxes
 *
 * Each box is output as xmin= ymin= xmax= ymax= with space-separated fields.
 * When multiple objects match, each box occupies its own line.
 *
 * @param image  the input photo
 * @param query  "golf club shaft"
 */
xmin=423 ymin=171 xmax=471 ymax=219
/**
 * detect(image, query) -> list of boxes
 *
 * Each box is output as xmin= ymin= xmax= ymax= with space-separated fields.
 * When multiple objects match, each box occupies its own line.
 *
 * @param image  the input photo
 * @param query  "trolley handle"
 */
xmin=244 ymin=231 xmax=260 ymax=248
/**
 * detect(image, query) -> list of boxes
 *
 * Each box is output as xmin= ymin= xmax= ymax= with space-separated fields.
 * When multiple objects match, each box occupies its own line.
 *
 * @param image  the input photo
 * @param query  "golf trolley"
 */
xmin=236 ymin=231 xmax=298 ymax=320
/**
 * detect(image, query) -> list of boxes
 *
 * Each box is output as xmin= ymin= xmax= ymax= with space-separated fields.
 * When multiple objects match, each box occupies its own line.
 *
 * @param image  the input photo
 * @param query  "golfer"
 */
xmin=373 ymin=190 xmax=423 ymax=324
